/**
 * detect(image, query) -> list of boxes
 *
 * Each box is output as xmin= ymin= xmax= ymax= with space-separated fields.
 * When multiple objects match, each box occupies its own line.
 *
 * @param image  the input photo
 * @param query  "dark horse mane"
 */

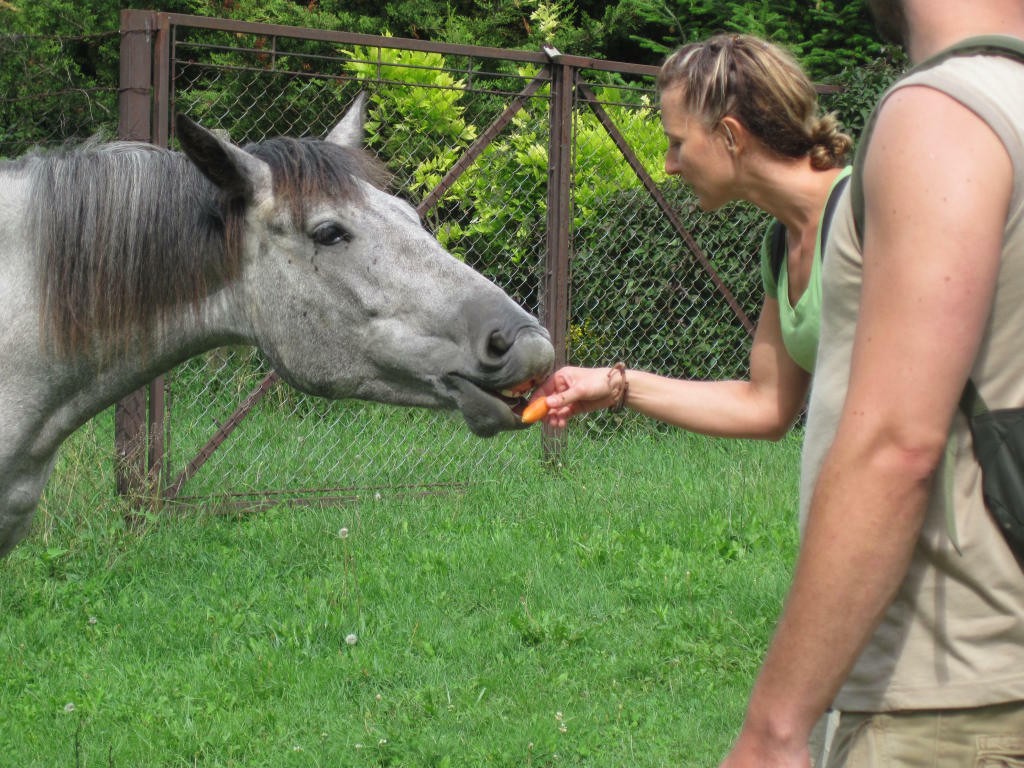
xmin=28 ymin=133 xmax=387 ymax=357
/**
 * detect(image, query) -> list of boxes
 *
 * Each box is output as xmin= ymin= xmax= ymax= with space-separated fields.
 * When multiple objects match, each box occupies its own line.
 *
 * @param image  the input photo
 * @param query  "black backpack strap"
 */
xmin=961 ymin=378 xmax=990 ymax=419
xmin=769 ymin=219 xmax=786 ymax=283
xmin=852 ymin=35 xmax=1024 ymax=242
xmin=771 ymin=171 xmax=851 ymax=283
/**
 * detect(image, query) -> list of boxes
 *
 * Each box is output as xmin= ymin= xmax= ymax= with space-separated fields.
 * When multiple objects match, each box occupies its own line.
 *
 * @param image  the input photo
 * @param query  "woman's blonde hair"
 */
xmin=657 ymin=34 xmax=852 ymax=170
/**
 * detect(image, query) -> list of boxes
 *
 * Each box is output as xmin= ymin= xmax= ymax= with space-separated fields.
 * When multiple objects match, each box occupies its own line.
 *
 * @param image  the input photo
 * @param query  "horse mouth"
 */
xmin=444 ymin=373 xmax=544 ymax=435
xmin=496 ymin=379 xmax=540 ymax=419
xmin=481 ymin=376 xmax=545 ymax=419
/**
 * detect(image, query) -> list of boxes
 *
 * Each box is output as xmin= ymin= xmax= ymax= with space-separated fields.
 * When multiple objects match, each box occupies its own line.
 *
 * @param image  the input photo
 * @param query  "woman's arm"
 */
xmin=537 ymin=296 xmax=811 ymax=440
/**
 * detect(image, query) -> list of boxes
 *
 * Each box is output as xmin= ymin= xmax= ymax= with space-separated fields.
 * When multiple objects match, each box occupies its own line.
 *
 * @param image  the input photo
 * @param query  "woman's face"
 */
xmin=660 ymin=86 xmax=736 ymax=210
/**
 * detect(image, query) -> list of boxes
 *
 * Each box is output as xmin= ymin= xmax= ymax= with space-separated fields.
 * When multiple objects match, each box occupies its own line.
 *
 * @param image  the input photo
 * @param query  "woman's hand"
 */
xmin=529 ymin=366 xmax=622 ymax=427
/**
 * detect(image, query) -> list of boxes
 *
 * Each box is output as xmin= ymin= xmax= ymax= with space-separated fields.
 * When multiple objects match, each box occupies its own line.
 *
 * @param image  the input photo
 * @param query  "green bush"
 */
xmin=820 ymin=51 xmax=906 ymax=143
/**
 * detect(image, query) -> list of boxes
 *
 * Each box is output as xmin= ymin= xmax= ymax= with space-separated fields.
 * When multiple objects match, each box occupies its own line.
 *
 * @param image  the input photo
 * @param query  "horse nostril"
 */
xmin=487 ymin=329 xmax=513 ymax=359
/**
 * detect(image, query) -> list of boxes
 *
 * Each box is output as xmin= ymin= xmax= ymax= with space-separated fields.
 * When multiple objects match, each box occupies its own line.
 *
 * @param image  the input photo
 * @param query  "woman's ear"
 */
xmin=719 ymin=115 xmax=744 ymax=152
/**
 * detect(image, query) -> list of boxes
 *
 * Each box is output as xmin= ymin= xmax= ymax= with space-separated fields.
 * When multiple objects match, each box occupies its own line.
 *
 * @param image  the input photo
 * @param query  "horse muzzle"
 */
xmin=444 ymin=313 xmax=555 ymax=436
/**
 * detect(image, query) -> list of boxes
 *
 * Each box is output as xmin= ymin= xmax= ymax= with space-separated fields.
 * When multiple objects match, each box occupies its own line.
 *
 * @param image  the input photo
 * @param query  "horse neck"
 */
xmin=106 ymin=286 xmax=253 ymax=389
xmin=27 ymin=287 xmax=252 ymax=460
xmin=2 ymin=153 xmax=258 ymax=468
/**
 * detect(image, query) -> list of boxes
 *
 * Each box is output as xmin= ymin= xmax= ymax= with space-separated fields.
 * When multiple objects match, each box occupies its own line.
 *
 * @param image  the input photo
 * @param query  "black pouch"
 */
xmin=963 ymin=380 xmax=1024 ymax=567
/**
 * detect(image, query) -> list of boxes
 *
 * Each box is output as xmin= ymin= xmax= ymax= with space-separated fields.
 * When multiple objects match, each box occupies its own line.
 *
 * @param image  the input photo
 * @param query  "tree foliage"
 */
xmin=599 ymin=0 xmax=893 ymax=78
xmin=1 ymin=0 xmax=901 ymax=150
xmin=3 ymin=0 xmax=896 ymax=77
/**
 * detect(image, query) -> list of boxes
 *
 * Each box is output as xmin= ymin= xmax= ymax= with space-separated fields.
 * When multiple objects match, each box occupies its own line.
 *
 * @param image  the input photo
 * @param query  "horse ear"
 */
xmin=175 ymin=113 xmax=272 ymax=202
xmin=325 ymin=92 xmax=367 ymax=148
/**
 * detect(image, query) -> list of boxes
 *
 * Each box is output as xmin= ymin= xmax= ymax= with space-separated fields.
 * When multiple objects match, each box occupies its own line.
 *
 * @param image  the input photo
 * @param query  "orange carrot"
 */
xmin=521 ymin=397 xmax=549 ymax=424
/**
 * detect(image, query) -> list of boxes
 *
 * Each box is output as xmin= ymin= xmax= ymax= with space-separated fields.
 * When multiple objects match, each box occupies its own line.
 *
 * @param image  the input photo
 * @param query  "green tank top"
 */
xmin=759 ymin=165 xmax=853 ymax=373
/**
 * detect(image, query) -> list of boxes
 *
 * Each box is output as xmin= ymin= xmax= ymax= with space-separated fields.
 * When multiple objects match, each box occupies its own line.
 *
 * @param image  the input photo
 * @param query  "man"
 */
xmin=720 ymin=1 xmax=1024 ymax=766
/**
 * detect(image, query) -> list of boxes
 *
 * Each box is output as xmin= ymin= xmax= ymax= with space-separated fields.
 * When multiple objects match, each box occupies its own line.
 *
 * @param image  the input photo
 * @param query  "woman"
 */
xmin=533 ymin=34 xmax=852 ymax=437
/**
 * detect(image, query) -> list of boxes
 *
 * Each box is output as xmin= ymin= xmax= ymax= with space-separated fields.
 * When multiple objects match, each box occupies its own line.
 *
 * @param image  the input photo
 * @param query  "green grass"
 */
xmin=0 ymin=424 xmax=802 ymax=767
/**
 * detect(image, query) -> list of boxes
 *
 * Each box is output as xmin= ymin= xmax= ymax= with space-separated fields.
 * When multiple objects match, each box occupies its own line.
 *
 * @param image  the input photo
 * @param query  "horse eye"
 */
xmin=311 ymin=222 xmax=352 ymax=246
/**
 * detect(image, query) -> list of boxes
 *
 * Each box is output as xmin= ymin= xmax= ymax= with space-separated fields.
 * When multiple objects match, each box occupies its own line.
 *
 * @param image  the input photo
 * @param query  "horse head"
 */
xmin=176 ymin=95 xmax=554 ymax=436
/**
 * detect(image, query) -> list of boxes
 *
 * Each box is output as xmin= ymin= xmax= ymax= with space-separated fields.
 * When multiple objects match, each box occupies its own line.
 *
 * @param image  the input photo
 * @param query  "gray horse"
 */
xmin=0 ymin=95 xmax=554 ymax=556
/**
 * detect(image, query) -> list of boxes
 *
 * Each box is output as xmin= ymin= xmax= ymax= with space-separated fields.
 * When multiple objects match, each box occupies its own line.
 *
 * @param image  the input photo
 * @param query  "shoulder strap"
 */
xmin=769 ymin=219 xmax=786 ymax=282
xmin=770 ymin=171 xmax=852 ymax=282
xmin=852 ymin=35 xmax=1024 ymax=242
xmin=819 ymin=172 xmax=850 ymax=253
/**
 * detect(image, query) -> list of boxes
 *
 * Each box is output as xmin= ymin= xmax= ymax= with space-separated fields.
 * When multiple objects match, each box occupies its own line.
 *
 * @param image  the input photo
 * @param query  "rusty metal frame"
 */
xmin=540 ymin=49 xmax=574 ymax=458
xmin=115 ymin=10 xmax=159 ymax=505
xmin=115 ymin=10 xmax=758 ymax=504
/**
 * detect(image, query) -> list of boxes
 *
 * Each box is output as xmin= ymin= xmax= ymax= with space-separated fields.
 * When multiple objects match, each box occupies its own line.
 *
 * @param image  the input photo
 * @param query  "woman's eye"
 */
xmin=312 ymin=222 xmax=352 ymax=246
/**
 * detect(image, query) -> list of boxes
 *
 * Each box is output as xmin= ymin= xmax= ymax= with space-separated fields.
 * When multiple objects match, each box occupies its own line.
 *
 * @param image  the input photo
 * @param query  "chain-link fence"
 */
xmin=2 ymin=13 xmax=770 ymax=515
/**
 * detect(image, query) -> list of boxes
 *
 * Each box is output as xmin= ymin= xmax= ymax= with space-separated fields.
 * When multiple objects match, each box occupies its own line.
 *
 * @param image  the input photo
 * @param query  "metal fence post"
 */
xmin=540 ymin=47 xmax=574 ymax=461
xmin=115 ymin=9 xmax=157 ymax=507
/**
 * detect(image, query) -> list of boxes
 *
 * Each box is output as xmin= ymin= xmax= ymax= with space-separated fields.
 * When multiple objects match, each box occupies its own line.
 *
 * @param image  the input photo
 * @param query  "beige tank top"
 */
xmin=801 ymin=51 xmax=1024 ymax=711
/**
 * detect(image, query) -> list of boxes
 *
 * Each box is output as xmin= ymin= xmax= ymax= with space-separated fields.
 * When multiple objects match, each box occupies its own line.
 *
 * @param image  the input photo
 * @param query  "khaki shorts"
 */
xmin=825 ymin=702 xmax=1024 ymax=767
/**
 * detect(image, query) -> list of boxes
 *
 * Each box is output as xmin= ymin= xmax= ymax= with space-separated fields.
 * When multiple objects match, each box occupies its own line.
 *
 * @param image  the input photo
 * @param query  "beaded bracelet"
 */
xmin=607 ymin=362 xmax=628 ymax=412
